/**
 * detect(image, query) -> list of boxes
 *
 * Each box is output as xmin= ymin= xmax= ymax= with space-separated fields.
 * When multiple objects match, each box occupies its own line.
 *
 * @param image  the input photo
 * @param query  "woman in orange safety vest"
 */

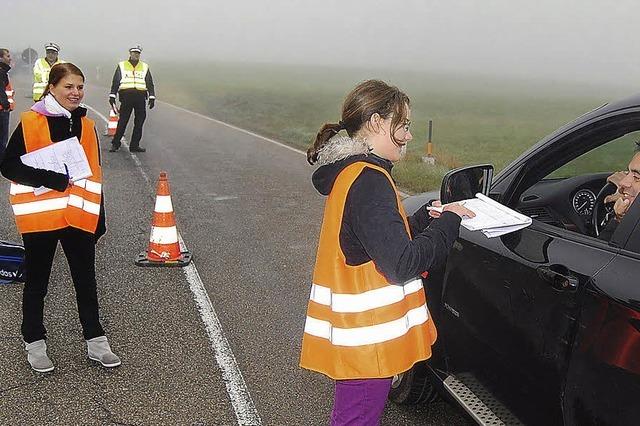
xmin=0 ymin=63 xmax=121 ymax=373
xmin=301 ymin=80 xmax=474 ymax=425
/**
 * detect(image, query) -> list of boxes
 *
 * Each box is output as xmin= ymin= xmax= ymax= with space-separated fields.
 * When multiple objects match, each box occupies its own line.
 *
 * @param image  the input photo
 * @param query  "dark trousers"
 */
xmin=0 ymin=111 xmax=9 ymax=160
xmin=111 ymin=90 xmax=147 ymax=149
xmin=21 ymin=227 xmax=105 ymax=343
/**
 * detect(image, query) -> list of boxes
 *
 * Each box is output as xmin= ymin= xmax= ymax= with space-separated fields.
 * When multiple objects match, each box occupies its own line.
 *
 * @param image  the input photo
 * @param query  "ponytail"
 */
xmin=307 ymin=123 xmax=343 ymax=165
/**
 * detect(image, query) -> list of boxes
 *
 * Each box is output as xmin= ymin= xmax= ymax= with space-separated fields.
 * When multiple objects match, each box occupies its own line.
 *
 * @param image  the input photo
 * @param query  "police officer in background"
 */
xmin=33 ymin=43 xmax=64 ymax=102
xmin=108 ymin=45 xmax=155 ymax=153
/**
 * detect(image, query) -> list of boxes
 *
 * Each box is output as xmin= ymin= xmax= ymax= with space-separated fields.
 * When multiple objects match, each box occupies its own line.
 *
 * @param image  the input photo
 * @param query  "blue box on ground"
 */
xmin=0 ymin=240 xmax=25 ymax=285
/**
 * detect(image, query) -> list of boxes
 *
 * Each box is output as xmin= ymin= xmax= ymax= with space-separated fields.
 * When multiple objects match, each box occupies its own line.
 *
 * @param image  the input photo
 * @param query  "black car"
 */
xmin=391 ymin=94 xmax=640 ymax=425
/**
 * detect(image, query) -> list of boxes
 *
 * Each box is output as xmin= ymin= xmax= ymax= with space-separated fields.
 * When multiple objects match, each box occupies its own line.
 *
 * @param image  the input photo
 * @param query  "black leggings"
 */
xmin=21 ymin=227 xmax=104 ymax=343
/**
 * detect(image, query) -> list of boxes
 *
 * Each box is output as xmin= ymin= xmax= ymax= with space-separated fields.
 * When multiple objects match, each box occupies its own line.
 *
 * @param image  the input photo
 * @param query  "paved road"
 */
xmin=0 ymin=71 xmax=472 ymax=425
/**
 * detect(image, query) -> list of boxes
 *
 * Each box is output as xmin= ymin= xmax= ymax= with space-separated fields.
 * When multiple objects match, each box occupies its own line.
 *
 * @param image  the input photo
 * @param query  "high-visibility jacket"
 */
xmin=117 ymin=61 xmax=149 ymax=91
xmin=9 ymin=111 xmax=102 ymax=234
xmin=300 ymin=162 xmax=437 ymax=380
xmin=1 ymin=80 xmax=14 ymax=111
xmin=32 ymin=58 xmax=65 ymax=101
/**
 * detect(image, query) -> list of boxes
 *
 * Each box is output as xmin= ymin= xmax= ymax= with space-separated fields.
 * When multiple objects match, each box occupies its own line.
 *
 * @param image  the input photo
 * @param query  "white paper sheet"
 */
xmin=448 ymin=193 xmax=532 ymax=238
xmin=20 ymin=137 xmax=92 ymax=196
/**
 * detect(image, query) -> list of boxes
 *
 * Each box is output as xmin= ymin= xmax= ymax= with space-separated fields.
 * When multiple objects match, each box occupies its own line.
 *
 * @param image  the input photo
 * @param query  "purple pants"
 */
xmin=331 ymin=378 xmax=392 ymax=426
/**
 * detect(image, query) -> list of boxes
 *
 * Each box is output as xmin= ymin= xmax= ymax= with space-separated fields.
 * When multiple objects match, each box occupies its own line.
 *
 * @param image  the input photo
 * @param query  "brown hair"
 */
xmin=307 ymin=79 xmax=410 ymax=165
xmin=0 ymin=48 xmax=9 ymax=57
xmin=40 ymin=63 xmax=85 ymax=100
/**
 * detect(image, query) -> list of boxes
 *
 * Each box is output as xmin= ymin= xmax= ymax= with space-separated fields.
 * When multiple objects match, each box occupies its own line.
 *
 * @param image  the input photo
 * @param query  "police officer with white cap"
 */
xmin=108 ymin=44 xmax=155 ymax=153
xmin=32 ymin=42 xmax=64 ymax=102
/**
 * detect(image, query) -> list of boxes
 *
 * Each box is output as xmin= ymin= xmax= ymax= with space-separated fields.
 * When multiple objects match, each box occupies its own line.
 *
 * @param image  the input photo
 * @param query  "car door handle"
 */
xmin=536 ymin=265 xmax=579 ymax=292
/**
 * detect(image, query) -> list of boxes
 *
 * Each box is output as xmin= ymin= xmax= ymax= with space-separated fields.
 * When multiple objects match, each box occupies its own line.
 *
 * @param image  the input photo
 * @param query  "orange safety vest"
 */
xmin=1 ymin=80 xmax=14 ymax=111
xmin=9 ymin=111 xmax=102 ymax=234
xmin=300 ymin=162 xmax=437 ymax=380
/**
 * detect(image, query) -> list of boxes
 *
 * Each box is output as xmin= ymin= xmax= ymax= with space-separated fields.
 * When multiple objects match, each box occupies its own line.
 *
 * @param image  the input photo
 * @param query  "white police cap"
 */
xmin=44 ymin=42 xmax=60 ymax=52
xmin=129 ymin=45 xmax=143 ymax=53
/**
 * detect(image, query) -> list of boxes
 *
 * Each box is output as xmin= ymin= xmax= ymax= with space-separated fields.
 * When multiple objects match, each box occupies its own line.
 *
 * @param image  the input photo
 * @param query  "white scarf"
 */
xmin=31 ymin=94 xmax=72 ymax=118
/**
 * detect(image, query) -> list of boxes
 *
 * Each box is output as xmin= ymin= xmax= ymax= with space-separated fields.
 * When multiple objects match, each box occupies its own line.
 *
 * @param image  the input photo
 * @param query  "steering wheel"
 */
xmin=592 ymin=182 xmax=617 ymax=237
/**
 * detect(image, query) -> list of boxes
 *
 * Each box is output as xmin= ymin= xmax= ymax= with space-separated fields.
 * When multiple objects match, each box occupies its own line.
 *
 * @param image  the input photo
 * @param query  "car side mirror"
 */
xmin=440 ymin=164 xmax=493 ymax=204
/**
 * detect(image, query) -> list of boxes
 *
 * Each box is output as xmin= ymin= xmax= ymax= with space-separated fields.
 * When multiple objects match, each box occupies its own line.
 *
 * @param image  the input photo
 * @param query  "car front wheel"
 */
xmin=388 ymin=361 xmax=439 ymax=405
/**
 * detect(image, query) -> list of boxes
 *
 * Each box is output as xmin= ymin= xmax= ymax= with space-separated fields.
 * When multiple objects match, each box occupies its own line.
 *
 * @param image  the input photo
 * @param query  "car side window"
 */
xmin=547 ymin=132 xmax=640 ymax=179
xmin=513 ymin=125 xmax=640 ymax=240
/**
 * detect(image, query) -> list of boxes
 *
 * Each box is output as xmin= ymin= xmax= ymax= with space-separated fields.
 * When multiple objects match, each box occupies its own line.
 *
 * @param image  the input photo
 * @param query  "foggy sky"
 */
xmin=4 ymin=0 xmax=639 ymax=87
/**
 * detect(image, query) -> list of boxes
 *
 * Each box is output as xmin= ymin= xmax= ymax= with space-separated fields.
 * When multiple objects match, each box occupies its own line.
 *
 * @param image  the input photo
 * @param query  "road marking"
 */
xmin=160 ymin=101 xmax=306 ymax=157
xmin=85 ymin=104 xmax=263 ymax=426
xmin=180 ymin=235 xmax=262 ymax=426
xmin=213 ymin=195 xmax=239 ymax=201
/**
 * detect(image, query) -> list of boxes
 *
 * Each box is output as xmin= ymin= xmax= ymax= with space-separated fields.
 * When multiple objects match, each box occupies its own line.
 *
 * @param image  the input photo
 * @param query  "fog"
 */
xmin=4 ymin=0 xmax=639 ymax=87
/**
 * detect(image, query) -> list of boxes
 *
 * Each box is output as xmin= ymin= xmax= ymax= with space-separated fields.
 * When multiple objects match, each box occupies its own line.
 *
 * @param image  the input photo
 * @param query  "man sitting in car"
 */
xmin=600 ymin=142 xmax=640 ymax=240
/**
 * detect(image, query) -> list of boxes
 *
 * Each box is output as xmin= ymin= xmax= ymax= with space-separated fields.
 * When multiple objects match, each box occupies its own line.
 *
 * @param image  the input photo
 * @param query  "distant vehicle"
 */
xmin=392 ymin=94 xmax=640 ymax=425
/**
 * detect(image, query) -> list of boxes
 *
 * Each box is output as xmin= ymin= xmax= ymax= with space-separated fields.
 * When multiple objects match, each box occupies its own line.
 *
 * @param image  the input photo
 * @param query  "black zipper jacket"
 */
xmin=313 ymin=150 xmax=461 ymax=284
xmin=0 ymin=106 xmax=106 ymax=241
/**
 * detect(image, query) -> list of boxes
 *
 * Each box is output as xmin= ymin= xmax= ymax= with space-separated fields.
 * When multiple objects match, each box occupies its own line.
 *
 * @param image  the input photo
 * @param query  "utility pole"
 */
xmin=422 ymin=119 xmax=436 ymax=165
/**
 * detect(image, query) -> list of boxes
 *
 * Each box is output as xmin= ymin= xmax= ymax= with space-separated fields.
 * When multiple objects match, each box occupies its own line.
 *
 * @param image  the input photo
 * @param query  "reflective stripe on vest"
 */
xmin=308 ymin=278 xmax=424 ymax=313
xmin=32 ymin=58 xmax=65 ymax=101
xmin=304 ymin=303 xmax=429 ymax=347
xmin=9 ymin=111 xmax=102 ymax=234
xmin=118 ymin=61 xmax=148 ymax=91
xmin=2 ymin=80 xmax=14 ymax=111
xmin=299 ymin=162 xmax=437 ymax=380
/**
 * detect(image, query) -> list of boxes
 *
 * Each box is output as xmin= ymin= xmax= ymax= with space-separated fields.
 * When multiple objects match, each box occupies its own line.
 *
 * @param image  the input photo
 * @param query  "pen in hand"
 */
xmin=64 ymin=163 xmax=73 ymax=187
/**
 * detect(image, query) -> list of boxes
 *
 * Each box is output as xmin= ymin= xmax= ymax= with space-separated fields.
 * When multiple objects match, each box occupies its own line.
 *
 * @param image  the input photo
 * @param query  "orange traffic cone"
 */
xmin=135 ymin=172 xmax=192 ymax=267
xmin=105 ymin=109 xmax=118 ymax=136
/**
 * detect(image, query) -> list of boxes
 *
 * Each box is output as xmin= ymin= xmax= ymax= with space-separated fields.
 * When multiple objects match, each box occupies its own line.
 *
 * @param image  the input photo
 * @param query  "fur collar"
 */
xmin=315 ymin=135 xmax=370 ymax=166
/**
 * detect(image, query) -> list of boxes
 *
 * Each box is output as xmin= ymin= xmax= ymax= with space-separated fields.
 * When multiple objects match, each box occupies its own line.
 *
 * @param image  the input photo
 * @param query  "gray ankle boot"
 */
xmin=87 ymin=336 xmax=121 ymax=368
xmin=24 ymin=339 xmax=54 ymax=373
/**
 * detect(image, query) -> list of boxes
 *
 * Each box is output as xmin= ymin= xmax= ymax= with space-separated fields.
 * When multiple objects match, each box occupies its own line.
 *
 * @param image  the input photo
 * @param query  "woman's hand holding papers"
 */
xmin=427 ymin=200 xmax=444 ymax=218
xmin=443 ymin=202 xmax=476 ymax=219
xmin=427 ymin=200 xmax=476 ymax=219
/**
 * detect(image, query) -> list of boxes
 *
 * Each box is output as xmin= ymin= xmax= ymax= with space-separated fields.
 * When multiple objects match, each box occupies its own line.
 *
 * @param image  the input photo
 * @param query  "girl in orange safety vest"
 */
xmin=0 ymin=63 xmax=121 ymax=373
xmin=300 ymin=80 xmax=474 ymax=425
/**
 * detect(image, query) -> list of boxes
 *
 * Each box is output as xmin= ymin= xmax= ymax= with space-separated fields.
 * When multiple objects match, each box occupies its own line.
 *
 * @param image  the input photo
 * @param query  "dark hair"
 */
xmin=307 ymin=79 xmax=410 ymax=165
xmin=40 ymin=63 xmax=85 ymax=100
xmin=0 ymin=48 xmax=9 ymax=57
xmin=635 ymin=140 xmax=640 ymax=153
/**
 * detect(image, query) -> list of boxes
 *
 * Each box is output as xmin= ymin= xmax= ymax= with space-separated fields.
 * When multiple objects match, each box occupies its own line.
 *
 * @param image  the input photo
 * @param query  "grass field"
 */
xmin=83 ymin=60 xmax=629 ymax=193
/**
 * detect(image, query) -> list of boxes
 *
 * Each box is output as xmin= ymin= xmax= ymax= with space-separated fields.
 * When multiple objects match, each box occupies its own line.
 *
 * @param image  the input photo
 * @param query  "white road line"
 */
xmin=85 ymin=104 xmax=263 ymax=426
xmin=180 ymin=234 xmax=262 ymax=426
xmin=160 ymin=101 xmax=306 ymax=156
